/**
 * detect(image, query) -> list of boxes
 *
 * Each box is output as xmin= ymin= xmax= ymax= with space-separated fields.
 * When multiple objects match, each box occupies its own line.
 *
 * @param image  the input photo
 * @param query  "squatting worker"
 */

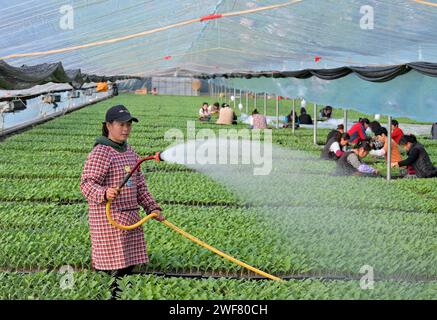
xmin=334 ymin=141 xmax=379 ymax=177
xmin=347 ymin=118 xmax=370 ymax=145
xmin=392 ymin=134 xmax=437 ymax=178
xmin=321 ymin=132 xmax=350 ymax=160
xmin=369 ymin=127 xmax=402 ymax=165
xmin=80 ymin=104 xmax=165 ymax=297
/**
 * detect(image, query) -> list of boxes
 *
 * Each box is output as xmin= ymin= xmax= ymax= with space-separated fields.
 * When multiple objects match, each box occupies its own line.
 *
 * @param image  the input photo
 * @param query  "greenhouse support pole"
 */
xmin=222 ymin=85 xmax=225 ymax=103
xmin=292 ymin=98 xmax=296 ymax=135
xmin=344 ymin=109 xmax=348 ymax=132
xmin=387 ymin=116 xmax=392 ymax=181
xmin=239 ymin=89 xmax=242 ymax=105
xmin=39 ymin=99 xmax=44 ymax=117
xmin=276 ymin=95 xmax=279 ymax=129
xmin=263 ymin=93 xmax=267 ymax=116
xmin=254 ymin=93 xmax=257 ymax=111
xmin=313 ymin=103 xmax=318 ymax=145
xmin=67 ymin=96 xmax=71 ymax=112
xmin=228 ymin=87 xmax=230 ymax=104
xmin=0 ymin=112 xmax=4 ymax=133
xmin=246 ymin=92 xmax=249 ymax=114
xmin=223 ymin=86 xmax=226 ymax=103
xmin=233 ymin=88 xmax=236 ymax=109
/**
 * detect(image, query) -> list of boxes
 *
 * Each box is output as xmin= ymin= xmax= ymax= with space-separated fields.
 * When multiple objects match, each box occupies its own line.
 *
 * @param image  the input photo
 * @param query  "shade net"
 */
xmin=221 ymin=69 xmax=437 ymax=122
xmin=1 ymin=0 xmax=437 ymax=119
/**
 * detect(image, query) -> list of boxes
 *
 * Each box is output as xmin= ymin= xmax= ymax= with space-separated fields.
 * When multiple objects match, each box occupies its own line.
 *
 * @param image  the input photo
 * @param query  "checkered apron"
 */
xmin=80 ymin=144 xmax=161 ymax=270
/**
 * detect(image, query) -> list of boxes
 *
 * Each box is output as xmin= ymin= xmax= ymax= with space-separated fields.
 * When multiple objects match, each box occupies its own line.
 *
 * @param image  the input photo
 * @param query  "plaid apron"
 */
xmin=80 ymin=144 xmax=161 ymax=270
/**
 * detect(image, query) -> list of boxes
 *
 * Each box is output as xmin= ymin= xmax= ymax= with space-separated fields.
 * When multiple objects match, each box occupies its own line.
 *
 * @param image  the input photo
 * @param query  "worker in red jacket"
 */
xmin=347 ymin=118 xmax=370 ymax=145
xmin=391 ymin=120 xmax=404 ymax=144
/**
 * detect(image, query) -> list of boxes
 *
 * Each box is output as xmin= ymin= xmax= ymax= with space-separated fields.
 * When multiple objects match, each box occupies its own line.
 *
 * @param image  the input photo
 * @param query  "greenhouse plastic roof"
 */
xmin=1 ymin=0 xmax=437 ymax=76
xmin=1 ymin=0 xmax=437 ymax=119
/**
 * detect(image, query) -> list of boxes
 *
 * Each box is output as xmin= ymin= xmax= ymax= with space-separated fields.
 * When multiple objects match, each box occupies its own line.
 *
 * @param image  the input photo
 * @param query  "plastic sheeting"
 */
xmin=0 ymin=0 xmax=222 ymax=75
xmin=0 ymin=89 xmax=111 ymax=134
xmin=2 ymin=1 xmax=437 ymax=75
xmin=116 ymin=78 xmax=152 ymax=92
xmin=0 ymin=82 xmax=99 ymax=101
xmin=1 ymin=1 xmax=437 ymax=120
xmin=223 ymin=69 xmax=437 ymax=122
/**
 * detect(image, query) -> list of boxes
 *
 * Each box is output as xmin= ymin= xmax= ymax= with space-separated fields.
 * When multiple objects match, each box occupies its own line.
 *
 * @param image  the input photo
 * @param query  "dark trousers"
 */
xmin=97 ymin=265 xmax=135 ymax=299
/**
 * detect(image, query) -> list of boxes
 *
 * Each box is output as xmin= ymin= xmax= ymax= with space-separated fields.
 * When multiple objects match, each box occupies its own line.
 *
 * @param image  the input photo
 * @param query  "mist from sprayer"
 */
xmin=160 ymin=138 xmax=434 ymax=279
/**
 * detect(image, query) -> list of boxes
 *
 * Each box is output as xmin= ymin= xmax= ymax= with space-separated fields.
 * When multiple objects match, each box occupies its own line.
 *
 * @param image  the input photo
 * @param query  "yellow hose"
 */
xmin=106 ymin=200 xmax=284 ymax=282
xmin=161 ymin=219 xmax=284 ymax=282
xmin=105 ymin=200 xmax=157 ymax=231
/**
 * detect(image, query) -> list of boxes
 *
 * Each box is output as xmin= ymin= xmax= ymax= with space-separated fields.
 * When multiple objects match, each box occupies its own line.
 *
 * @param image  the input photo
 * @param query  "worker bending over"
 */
xmin=392 ymin=134 xmax=437 ymax=178
xmin=369 ymin=127 xmax=402 ymax=165
xmin=321 ymin=132 xmax=350 ymax=160
xmin=334 ymin=141 xmax=379 ymax=177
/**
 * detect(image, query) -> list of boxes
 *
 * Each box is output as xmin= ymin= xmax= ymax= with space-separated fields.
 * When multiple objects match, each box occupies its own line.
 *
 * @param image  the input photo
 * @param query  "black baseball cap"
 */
xmin=105 ymin=105 xmax=138 ymax=123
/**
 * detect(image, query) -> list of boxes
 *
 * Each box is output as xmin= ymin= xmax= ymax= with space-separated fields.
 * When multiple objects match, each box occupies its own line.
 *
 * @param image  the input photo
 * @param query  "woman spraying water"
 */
xmin=80 ymin=104 xmax=165 ymax=298
xmin=82 ymin=106 xmax=283 ymax=289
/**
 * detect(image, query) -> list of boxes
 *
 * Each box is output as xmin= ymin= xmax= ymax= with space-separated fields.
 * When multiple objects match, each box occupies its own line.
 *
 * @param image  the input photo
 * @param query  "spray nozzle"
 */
xmin=144 ymin=152 xmax=162 ymax=162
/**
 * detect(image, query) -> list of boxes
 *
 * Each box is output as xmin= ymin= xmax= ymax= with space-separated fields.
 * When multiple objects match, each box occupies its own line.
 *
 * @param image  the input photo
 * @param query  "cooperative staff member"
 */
xmin=321 ymin=132 xmax=350 ymax=160
xmin=369 ymin=127 xmax=402 ymax=165
xmin=80 ymin=105 xmax=165 ymax=297
xmin=392 ymin=134 xmax=437 ymax=178
xmin=347 ymin=118 xmax=370 ymax=145
xmin=334 ymin=141 xmax=379 ymax=176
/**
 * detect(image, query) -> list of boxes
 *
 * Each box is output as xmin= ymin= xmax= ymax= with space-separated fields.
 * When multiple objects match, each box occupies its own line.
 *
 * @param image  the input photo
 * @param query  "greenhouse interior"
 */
xmin=0 ymin=0 xmax=436 ymax=303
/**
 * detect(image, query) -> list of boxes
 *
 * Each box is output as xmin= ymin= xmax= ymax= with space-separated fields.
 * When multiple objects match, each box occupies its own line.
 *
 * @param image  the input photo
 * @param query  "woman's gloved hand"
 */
xmin=152 ymin=210 xmax=165 ymax=222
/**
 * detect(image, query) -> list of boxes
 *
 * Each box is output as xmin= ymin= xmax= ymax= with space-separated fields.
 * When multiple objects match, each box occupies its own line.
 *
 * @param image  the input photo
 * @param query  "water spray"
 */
xmin=105 ymin=150 xmax=283 ymax=282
